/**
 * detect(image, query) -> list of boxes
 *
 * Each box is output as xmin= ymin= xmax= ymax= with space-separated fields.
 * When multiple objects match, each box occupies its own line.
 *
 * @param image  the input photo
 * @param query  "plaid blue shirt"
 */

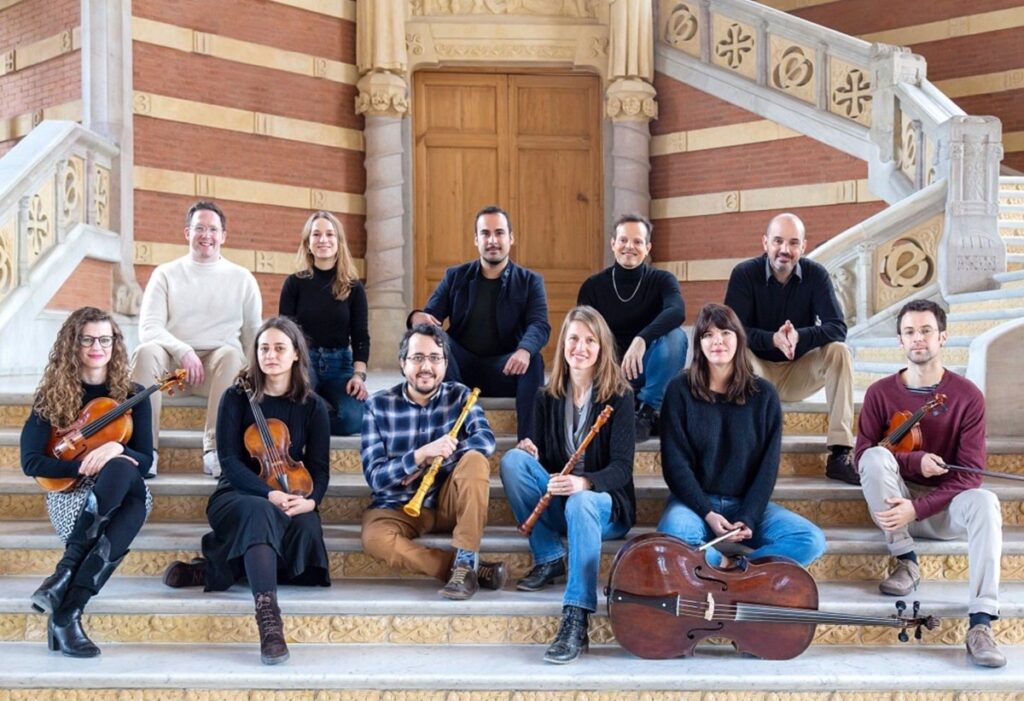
xmin=361 ymin=381 xmax=495 ymax=510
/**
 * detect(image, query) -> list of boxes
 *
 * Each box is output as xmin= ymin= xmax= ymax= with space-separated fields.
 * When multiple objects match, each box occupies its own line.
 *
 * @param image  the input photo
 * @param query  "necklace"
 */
xmin=612 ymin=265 xmax=646 ymax=303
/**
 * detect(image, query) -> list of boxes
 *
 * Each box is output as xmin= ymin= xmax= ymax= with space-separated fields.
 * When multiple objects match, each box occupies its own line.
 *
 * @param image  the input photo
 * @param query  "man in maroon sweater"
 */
xmin=855 ymin=299 xmax=1004 ymax=668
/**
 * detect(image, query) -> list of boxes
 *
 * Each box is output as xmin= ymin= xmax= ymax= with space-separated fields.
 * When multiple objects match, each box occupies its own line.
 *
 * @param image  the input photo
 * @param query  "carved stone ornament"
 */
xmin=59 ymin=157 xmax=84 ymax=229
xmin=0 ymin=216 xmax=16 ymax=302
xmin=605 ymin=78 xmax=658 ymax=122
xmin=770 ymin=38 xmax=815 ymax=104
xmin=712 ymin=16 xmax=756 ymax=79
xmin=896 ymin=114 xmax=919 ymax=183
xmin=26 ymin=182 xmax=54 ymax=262
xmin=409 ymin=0 xmax=598 ymax=17
xmin=829 ymin=264 xmax=857 ymax=327
xmin=93 ymin=166 xmax=111 ymax=231
xmin=133 ymin=92 xmax=152 ymax=115
xmin=873 ymin=214 xmax=942 ymax=310
xmin=661 ymin=0 xmax=700 ymax=57
xmin=829 ymin=60 xmax=873 ymax=126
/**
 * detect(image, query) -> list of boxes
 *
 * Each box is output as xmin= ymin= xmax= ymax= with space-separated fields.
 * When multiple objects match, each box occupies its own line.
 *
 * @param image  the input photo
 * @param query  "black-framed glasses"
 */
xmin=405 ymin=353 xmax=446 ymax=365
xmin=78 ymin=335 xmax=115 ymax=348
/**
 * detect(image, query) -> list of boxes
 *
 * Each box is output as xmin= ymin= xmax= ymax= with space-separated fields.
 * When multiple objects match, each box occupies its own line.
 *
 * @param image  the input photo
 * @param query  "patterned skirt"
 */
xmin=45 ymin=476 xmax=153 ymax=543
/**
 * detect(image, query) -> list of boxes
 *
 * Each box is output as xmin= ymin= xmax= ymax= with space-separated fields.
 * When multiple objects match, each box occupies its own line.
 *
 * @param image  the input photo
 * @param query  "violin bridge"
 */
xmin=705 ymin=592 xmax=716 ymax=621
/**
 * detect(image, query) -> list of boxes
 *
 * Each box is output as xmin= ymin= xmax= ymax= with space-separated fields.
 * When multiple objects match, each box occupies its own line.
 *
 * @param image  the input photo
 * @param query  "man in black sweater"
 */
xmin=409 ymin=205 xmax=550 ymax=440
xmin=724 ymin=212 xmax=857 ymax=484
xmin=577 ymin=214 xmax=687 ymax=441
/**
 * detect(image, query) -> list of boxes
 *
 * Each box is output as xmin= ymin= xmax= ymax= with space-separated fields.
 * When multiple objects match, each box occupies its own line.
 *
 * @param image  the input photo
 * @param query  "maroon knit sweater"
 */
xmin=854 ymin=370 xmax=986 ymax=520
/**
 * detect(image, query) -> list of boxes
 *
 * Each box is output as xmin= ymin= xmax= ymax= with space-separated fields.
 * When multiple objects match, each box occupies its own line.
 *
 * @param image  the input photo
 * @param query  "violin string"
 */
xmin=247 ymin=389 xmax=284 ymax=478
xmin=76 ymin=387 xmax=152 ymax=438
xmin=670 ymin=601 xmax=907 ymax=627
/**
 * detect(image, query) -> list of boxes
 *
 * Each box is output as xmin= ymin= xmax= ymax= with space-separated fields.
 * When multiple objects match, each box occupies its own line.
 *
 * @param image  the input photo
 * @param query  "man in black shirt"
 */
xmin=409 ymin=205 xmax=550 ymax=440
xmin=577 ymin=214 xmax=687 ymax=441
xmin=724 ymin=213 xmax=857 ymax=484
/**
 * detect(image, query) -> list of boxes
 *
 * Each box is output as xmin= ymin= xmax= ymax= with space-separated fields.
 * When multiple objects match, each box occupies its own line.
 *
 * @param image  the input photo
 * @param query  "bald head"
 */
xmin=763 ymin=213 xmax=807 ymax=283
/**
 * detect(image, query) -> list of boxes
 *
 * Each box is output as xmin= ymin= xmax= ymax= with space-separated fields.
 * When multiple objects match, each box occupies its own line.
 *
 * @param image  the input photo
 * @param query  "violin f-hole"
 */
xmin=685 ymin=623 xmax=723 ymax=640
xmin=694 ymin=565 xmax=729 ymax=591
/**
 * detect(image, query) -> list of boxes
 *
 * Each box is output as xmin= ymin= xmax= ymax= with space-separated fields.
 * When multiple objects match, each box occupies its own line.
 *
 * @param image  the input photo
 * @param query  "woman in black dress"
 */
xmin=21 ymin=306 xmax=154 ymax=657
xmin=279 ymin=210 xmax=369 ymax=434
xmin=162 ymin=316 xmax=331 ymax=665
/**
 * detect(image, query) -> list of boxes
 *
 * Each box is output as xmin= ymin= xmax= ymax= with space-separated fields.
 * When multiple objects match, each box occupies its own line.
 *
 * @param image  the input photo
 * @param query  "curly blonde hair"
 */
xmin=294 ymin=210 xmax=359 ymax=301
xmin=33 ymin=307 xmax=132 ymax=428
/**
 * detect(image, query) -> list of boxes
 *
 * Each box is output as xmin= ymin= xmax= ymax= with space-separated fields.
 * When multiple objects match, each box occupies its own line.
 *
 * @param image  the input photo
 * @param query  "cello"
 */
xmin=606 ymin=532 xmax=938 ymax=660
xmin=237 ymin=376 xmax=314 ymax=497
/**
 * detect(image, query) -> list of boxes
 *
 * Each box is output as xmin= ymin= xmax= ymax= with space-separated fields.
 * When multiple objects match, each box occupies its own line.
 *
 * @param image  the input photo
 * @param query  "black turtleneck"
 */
xmin=279 ymin=267 xmax=370 ymax=363
xmin=577 ymin=263 xmax=686 ymax=357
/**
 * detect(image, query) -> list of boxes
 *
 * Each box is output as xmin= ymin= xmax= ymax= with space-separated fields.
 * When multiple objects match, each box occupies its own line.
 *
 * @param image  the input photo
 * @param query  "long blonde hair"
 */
xmin=34 ymin=307 xmax=132 ymax=427
xmin=294 ymin=210 xmax=359 ymax=300
xmin=546 ymin=306 xmax=629 ymax=404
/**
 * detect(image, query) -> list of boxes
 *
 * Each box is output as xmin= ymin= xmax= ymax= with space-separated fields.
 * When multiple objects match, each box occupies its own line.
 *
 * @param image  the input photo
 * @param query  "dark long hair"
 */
xmin=239 ymin=316 xmax=313 ymax=404
xmin=687 ymin=304 xmax=759 ymax=405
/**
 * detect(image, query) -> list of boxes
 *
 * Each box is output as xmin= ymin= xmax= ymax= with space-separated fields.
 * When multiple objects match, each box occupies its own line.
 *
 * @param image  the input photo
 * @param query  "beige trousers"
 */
xmin=361 ymin=450 xmax=491 ymax=581
xmin=859 ymin=446 xmax=1001 ymax=615
xmin=131 ymin=342 xmax=245 ymax=453
xmin=747 ymin=342 xmax=855 ymax=447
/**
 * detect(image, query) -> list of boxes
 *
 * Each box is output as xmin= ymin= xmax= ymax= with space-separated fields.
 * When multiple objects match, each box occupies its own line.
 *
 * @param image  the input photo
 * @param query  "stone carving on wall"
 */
xmin=712 ymin=17 xmax=756 ymax=78
xmin=433 ymin=42 xmax=577 ymax=60
xmin=409 ymin=0 xmax=597 ymax=17
xmin=93 ymin=165 xmax=111 ymax=231
xmin=660 ymin=1 xmax=700 ymax=57
xmin=873 ymin=215 xmax=942 ymax=310
xmin=896 ymin=114 xmax=919 ymax=184
xmin=609 ymin=0 xmax=653 ymax=81
xmin=59 ymin=157 xmax=84 ymax=229
xmin=829 ymin=264 xmax=857 ymax=327
xmin=26 ymin=181 xmax=54 ymax=262
xmin=0 ymin=215 xmax=16 ymax=303
xmin=829 ymin=60 xmax=872 ymax=126
xmin=770 ymin=38 xmax=815 ymax=104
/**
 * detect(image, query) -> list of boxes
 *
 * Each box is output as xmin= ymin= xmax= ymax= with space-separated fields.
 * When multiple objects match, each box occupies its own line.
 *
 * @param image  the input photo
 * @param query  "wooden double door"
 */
xmin=413 ymin=71 xmax=604 ymax=360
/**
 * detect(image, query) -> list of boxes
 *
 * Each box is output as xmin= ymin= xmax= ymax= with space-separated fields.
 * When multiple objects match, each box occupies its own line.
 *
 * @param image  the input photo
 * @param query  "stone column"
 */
xmin=606 ymin=0 xmax=657 ymax=222
xmin=938 ymin=116 xmax=1004 ymax=296
xmin=81 ymin=0 xmax=141 ymax=315
xmin=356 ymin=1 xmax=409 ymax=369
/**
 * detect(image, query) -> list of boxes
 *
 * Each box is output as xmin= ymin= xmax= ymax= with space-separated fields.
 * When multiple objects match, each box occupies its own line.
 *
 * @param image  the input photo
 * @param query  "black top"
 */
xmin=724 ymin=254 xmax=846 ymax=362
xmin=529 ymin=388 xmax=637 ymax=528
xmin=21 ymin=381 xmax=154 ymax=478
xmin=214 ymin=386 xmax=331 ymax=505
xmin=458 ymin=274 xmax=503 ymax=357
xmin=279 ymin=268 xmax=370 ymax=363
xmin=577 ymin=263 xmax=686 ymax=357
xmin=659 ymin=374 xmax=781 ymax=528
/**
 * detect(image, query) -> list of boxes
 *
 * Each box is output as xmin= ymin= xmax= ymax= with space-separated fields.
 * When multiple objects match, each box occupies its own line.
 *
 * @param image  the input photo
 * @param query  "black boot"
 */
xmin=31 ymin=491 xmax=109 ymax=613
xmin=254 ymin=591 xmax=289 ymax=665
xmin=48 ymin=606 xmax=100 ymax=658
xmin=543 ymin=605 xmax=590 ymax=664
xmin=31 ymin=566 xmax=74 ymax=614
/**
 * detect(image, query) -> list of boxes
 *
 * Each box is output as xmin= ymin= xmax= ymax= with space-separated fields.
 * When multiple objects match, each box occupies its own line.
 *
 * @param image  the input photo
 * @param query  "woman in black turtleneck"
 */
xmin=279 ymin=210 xmax=370 ymax=434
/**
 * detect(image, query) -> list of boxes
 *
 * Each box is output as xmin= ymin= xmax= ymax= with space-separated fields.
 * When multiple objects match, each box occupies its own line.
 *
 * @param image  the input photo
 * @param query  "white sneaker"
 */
xmin=146 ymin=451 xmax=158 ymax=478
xmin=202 ymin=450 xmax=222 ymax=478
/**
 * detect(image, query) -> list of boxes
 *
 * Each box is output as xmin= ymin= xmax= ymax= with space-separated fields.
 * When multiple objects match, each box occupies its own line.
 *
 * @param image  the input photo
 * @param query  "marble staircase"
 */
xmin=0 ymin=387 xmax=1021 ymax=698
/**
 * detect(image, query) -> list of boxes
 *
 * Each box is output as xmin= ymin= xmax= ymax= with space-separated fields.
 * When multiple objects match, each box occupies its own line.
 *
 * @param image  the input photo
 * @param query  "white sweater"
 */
xmin=138 ymin=256 xmax=262 ymax=361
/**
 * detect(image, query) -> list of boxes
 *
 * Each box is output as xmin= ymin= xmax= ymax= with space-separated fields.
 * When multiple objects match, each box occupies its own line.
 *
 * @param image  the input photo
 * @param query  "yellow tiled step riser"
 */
xmin=0 ymin=612 xmax=1016 ymax=647
xmin=856 ymin=347 xmax=968 ymax=365
xmin=6 ymin=692 xmax=1024 ymax=701
xmin=949 ymin=298 xmax=1024 ymax=314
xmin=3 ymin=494 xmax=1024 ymax=529
xmin=3 ymin=549 xmax=1024 ymax=582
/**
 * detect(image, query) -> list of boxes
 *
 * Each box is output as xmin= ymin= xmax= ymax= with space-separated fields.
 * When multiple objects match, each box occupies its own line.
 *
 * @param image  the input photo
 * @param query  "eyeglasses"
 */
xmin=190 ymin=225 xmax=222 ymax=235
xmin=78 ymin=335 xmax=115 ymax=348
xmin=900 ymin=327 xmax=938 ymax=338
xmin=405 ymin=353 xmax=446 ymax=365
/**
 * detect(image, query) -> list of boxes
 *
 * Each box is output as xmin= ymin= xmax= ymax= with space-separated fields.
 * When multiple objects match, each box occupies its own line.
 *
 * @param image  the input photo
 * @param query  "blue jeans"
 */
xmin=445 ymin=339 xmax=544 ymax=441
xmin=633 ymin=327 xmax=688 ymax=411
xmin=657 ymin=495 xmax=826 ymax=567
xmin=499 ymin=448 xmax=629 ymax=611
xmin=308 ymin=347 xmax=364 ymax=435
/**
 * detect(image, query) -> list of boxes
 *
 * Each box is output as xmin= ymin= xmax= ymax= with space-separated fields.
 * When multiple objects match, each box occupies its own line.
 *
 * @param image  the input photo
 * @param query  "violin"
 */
xmin=237 ymin=377 xmax=314 ymax=497
xmin=878 ymin=393 xmax=947 ymax=452
xmin=39 ymin=369 xmax=187 ymax=493
xmin=606 ymin=533 xmax=938 ymax=660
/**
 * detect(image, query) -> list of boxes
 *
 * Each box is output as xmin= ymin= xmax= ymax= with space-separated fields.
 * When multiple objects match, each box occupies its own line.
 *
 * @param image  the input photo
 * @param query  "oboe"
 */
xmin=518 ymin=404 xmax=614 ymax=536
xmin=404 ymin=387 xmax=481 ymax=518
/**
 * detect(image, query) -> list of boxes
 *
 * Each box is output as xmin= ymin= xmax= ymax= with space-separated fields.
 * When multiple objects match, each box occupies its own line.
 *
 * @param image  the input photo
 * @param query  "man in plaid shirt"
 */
xmin=361 ymin=324 xmax=507 ymax=599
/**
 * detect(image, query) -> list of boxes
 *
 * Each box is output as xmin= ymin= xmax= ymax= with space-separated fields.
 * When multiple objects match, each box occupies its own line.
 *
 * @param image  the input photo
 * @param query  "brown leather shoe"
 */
xmin=966 ymin=624 xmax=1006 ymax=668
xmin=439 ymin=565 xmax=479 ymax=600
xmin=879 ymin=558 xmax=920 ymax=596
xmin=162 ymin=558 xmax=206 ymax=588
xmin=825 ymin=447 xmax=860 ymax=485
xmin=477 ymin=560 xmax=508 ymax=590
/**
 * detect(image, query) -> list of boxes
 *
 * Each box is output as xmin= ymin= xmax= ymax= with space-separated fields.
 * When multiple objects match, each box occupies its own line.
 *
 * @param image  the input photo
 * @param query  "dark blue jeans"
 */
xmin=445 ymin=339 xmax=544 ymax=440
xmin=308 ymin=347 xmax=364 ymax=435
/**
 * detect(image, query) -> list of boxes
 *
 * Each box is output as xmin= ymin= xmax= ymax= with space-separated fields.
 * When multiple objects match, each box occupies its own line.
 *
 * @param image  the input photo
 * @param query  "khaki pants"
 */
xmin=747 ymin=342 xmax=855 ymax=447
xmin=859 ymin=446 xmax=1001 ymax=616
xmin=362 ymin=450 xmax=491 ymax=581
xmin=131 ymin=342 xmax=245 ymax=453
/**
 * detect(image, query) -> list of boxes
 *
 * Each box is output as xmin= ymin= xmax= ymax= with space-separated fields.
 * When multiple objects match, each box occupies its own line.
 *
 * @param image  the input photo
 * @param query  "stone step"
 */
xmin=1009 ymin=254 xmax=1024 ymax=272
xmin=0 ymin=576 xmax=1019 ymax=647
xmin=855 ymin=363 xmax=968 ymax=390
xmin=1002 ymin=236 xmax=1024 ymax=254
xmin=1 ymin=642 xmax=1022 ymax=696
xmin=947 ymin=287 xmax=1024 ymax=315
xmin=995 ymin=269 xmax=1024 ymax=290
xmin=852 ymin=337 xmax=970 ymax=366
xmin=3 ymin=521 xmax=1024 ymax=583
xmin=4 ymin=473 xmax=1024 ymax=528
xmin=947 ymin=308 xmax=1024 ymax=336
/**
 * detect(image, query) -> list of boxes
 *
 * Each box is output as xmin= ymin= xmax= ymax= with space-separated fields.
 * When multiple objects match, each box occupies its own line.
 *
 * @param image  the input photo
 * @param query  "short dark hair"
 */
xmin=613 ymin=213 xmax=653 ymax=244
xmin=186 ymin=201 xmax=226 ymax=230
xmin=399 ymin=323 xmax=450 ymax=362
xmin=474 ymin=205 xmax=511 ymax=234
xmin=896 ymin=299 xmax=947 ymax=334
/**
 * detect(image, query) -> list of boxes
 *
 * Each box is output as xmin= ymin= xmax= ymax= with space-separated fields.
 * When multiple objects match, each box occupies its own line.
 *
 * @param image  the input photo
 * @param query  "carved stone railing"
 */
xmin=0 ymin=120 xmax=126 ymax=375
xmin=654 ymin=0 xmax=1004 ymax=300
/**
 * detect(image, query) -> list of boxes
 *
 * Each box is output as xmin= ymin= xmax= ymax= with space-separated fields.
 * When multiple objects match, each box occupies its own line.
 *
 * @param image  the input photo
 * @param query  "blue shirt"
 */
xmin=361 ymin=381 xmax=496 ymax=510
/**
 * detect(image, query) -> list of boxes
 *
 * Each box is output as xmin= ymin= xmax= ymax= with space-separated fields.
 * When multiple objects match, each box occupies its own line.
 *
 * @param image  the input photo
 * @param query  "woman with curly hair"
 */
xmin=278 ymin=210 xmax=369 ymax=434
xmin=162 ymin=316 xmax=331 ymax=665
xmin=20 ymin=306 xmax=154 ymax=657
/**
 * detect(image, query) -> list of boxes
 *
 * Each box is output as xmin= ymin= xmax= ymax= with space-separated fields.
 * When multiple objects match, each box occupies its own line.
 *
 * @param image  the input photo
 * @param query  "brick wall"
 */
xmin=47 ymin=259 xmax=115 ymax=312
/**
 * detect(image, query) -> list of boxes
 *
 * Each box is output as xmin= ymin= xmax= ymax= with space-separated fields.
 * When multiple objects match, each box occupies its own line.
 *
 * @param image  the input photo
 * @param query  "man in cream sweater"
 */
xmin=132 ymin=201 xmax=262 ymax=477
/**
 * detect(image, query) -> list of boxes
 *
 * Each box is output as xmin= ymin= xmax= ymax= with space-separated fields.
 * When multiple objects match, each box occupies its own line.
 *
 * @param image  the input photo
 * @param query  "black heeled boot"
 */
xmin=543 ymin=605 xmax=590 ymax=664
xmin=47 ymin=535 xmax=126 ymax=658
xmin=31 ymin=566 xmax=74 ymax=614
xmin=31 ymin=492 xmax=110 ymax=613
xmin=254 ymin=591 xmax=290 ymax=665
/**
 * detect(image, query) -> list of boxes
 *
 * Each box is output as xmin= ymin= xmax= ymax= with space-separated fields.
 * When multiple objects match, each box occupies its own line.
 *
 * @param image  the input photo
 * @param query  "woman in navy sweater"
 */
xmin=500 ymin=305 xmax=636 ymax=664
xmin=657 ymin=303 xmax=825 ymax=568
